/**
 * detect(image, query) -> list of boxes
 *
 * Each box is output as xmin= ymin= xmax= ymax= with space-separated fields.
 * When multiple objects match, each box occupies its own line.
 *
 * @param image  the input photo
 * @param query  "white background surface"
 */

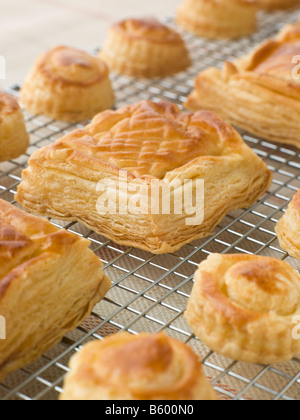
xmin=1 ymin=0 xmax=180 ymax=88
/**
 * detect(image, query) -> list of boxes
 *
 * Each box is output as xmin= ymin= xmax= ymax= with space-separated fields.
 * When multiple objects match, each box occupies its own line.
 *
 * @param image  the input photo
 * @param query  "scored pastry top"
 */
xmin=113 ymin=18 xmax=186 ymax=44
xmin=29 ymin=100 xmax=249 ymax=180
xmin=34 ymin=46 xmax=109 ymax=86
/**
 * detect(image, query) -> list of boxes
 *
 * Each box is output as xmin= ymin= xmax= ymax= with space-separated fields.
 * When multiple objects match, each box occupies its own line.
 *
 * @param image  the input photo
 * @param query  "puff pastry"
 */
xmin=60 ymin=332 xmax=218 ymax=400
xmin=16 ymin=100 xmax=272 ymax=254
xmin=176 ymin=0 xmax=257 ymax=39
xmin=20 ymin=46 xmax=115 ymax=122
xmin=276 ymin=189 xmax=300 ymax=259
xmin=186 ymin=21 xmax=300 ymax=148
xmin=258 ymin=0 xmax=299 ymax=9
xmin=185 ymin=254 xmax=300 ymax=364
xmin=0 ymin=92 xmax=29 ymax=162
xmin=99 ymin=18 xmax=191 ymax=78
xmin=0 ymin=199 xmax=111 ymax=382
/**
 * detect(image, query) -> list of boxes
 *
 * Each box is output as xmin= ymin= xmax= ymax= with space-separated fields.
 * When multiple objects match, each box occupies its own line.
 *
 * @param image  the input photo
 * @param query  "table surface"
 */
xmin=1 ymin=0 xmax=180 ymax=89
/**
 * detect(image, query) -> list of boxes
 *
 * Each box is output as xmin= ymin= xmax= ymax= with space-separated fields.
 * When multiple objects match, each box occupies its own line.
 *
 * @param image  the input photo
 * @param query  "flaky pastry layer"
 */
xmin=16 ymin=100 xmax=272 ymax=254
xmin=60 ymin=332 xmax=218 ymax=400
xmin=0 ymin=199 xmax=111 ymax=383
xmin=258 ymin=0 xmax=299 ymax=9
xmin=20 ymin=46 xmax=115 ymax=122
xmin=186 ymin=21 xmax=300 ymax=148
xmin=0 ymin=92 xmax=29 ymax=162
xmin=276 ymin=189 xmax=300 ymax=259
xmin=177 ymin=0 xmax=257 ymax=39
xmin=185 ymin=254 xmax=300 ymax=364
xmin=100 ymin=18 xmax=191 ymax=78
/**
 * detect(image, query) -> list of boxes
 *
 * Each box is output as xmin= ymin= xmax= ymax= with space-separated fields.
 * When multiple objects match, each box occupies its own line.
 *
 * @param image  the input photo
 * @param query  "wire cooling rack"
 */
xmin=1 ymin=9 xmax=300 ymax=401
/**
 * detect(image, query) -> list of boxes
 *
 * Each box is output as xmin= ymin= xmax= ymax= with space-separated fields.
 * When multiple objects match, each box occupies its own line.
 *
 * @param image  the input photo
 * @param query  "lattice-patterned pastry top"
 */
xmin=16 ymin=100 xmax=272 ymax=254
xmin=0 ymin=199 xmax=111 ymax=382
xmin=186 ymin=21 xmax=300 ymax=148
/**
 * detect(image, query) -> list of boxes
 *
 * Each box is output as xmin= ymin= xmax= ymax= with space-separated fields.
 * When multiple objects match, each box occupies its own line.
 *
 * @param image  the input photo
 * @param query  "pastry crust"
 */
xmin=186 ymin=21 xmax=300 ymax=148
xmin=99 ymin=18 xmax=191 ymax=78
xmin=0 ymin=199 xmax=111 ymax=382
xmin=60 ymin=332 xmax=218 ymax=400
xmin=185 ymin=254 xmax=300 ymax=364
xmin=0 ymin=92 xmax=29 ymax=162
xmin=177 ymin=0 xmax=257 ymax=39
xmin=16 ymin=100 xmax=272 ymax=254
xmin=258 ymin=0 xmax=299 ymax=9
xmin=276 ymin=189 xmax=300 ymax=259
xmin=20 ymin=46 xmax=115 ymax=122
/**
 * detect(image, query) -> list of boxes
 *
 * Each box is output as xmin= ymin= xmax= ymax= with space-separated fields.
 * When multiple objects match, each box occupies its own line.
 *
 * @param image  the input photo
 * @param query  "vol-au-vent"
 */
xmin=0 ymin=199 xmax=111 ymax=382
xmin=16 ymin=100 xmax=272 ymax=254
xmin=186 ymin=21 xmax=300 ymax=148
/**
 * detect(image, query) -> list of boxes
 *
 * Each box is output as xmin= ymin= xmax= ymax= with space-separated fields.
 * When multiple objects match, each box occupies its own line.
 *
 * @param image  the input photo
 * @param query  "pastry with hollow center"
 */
xmin=258 ymin=0 xmax=299 ymax=9
xmin=20 ymin=46 xmax=115 ymax=122
xmin=0 ymin=199 xmax=111 ymax=383
xmin=185 ymin=254 xmax=300 ymax=364
xmin=0 ymin=92 xmax=29 ymax=162
xmin=186 ymin=21 xmax=300 ymax=148
xmin=276 ymin=189 xmax=300 ymax=259
xmin=16 ymin=100 xmax=272 ymax=254
xmin=60 ymin=332 xmax=218 ymax=400
xmin=99 ymin=18 xmax=191 ymax=78
xmin=176 ymin=0 xmax=257 ymax=39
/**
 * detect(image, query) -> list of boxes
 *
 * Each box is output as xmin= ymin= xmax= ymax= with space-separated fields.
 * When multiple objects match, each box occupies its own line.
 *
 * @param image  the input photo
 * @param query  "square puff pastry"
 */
xmin=0 ymin=199 xmax=111 ymax=382
xmin=16 ymin=100 xmax=272 ymax=254
xmin=0 ymin=92 xmax=29 ymax=162
xmin=185 ymin=254 xmax=300 ymax=364
xmin=186 ymin=21 xmax=300 ymax=148
xmin=276 ymin=189 xmax=300 ymax=259
xmin=60 ymin=332 xmax=218 ymax=400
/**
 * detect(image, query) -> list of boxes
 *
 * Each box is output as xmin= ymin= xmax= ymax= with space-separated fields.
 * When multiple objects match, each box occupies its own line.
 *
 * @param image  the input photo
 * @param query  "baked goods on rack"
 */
xmin=185 ymin=254 xmax=300 ymax=364
xmin=0 ymin=92 xmax=29 ymax=162
xmin=60 ymin=332 xmax=218 ymax=400
xmin=0 ymin=199 xmax=111 ymax=383
xmin=185 ymin=21 xmax=300 ymax=148
xmin=258 ymin=0 xmax=299 ymax=9
xmin=16 ymin=100 xmax=272 ymax=254
xmin=20 ymin=46 xmax=115 ymax=122
xmin=99 ymin=18 xmax=191 ymax=78
xmin=176 ymin=0 xmax=257 ymax=39
xmin=276 ymin=189 xmax=300 ymax=259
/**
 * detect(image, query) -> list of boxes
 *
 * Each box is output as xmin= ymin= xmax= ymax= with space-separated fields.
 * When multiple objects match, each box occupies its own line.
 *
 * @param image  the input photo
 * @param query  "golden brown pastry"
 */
xmin=0 ymin=92 xmax=29 ymax=162
xmin=258 ymin=0 xmax=299 ymax=9
xmin=60 ymin=332 xmax=218 ymax=400
xmin=99 ymin=18 xmax=191 ymax=78
xmin=177 ymin=0 xmax=257 ymax=39
xmin=185 ymin=254 xmax=300 ymax=365
xmin=276 ymin=189 xmax=300 ymax=259
xmin=16 ymin=100 xmax=272 ymax=254
xmin=186 ymin=21 xmax=300 ymax=148
xmin=0 ymin=199 xmax=111 ymax=383
xmin=20 ymin=46 xmax=115 ymax=122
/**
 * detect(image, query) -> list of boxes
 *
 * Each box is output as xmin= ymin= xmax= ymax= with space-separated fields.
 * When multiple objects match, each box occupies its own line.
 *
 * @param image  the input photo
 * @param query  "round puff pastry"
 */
xmin=176 ymin=0 xmax=257 ymax=40
xmin=0 ymin=92 xmax=29 ymax=162
xmin=20 ymin=46 xmax=115 ymax=122
xmin=0 ymin=198 xmax=111 ymax=382
xmin=99 ymin=18 xmax=191 ymax=78
xmin=185 ymin=254 xmax=300 ymax=365
xmin=257 ymin=0 xmax=299 ymax=9
xmin=60 ymin=332 xmax=218 ymax=400
xmin=276 ymin=189 xmax=300 ymax=259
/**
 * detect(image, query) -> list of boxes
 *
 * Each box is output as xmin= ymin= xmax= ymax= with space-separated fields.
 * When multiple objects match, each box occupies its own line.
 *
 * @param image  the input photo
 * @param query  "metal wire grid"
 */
xmin=1 ymin=9 xmax=300 ymax=401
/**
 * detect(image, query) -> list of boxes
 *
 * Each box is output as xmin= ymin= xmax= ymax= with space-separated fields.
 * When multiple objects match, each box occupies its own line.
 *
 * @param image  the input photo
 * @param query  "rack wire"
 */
xmin=1 ymin=9 xmax=300 ymax=401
